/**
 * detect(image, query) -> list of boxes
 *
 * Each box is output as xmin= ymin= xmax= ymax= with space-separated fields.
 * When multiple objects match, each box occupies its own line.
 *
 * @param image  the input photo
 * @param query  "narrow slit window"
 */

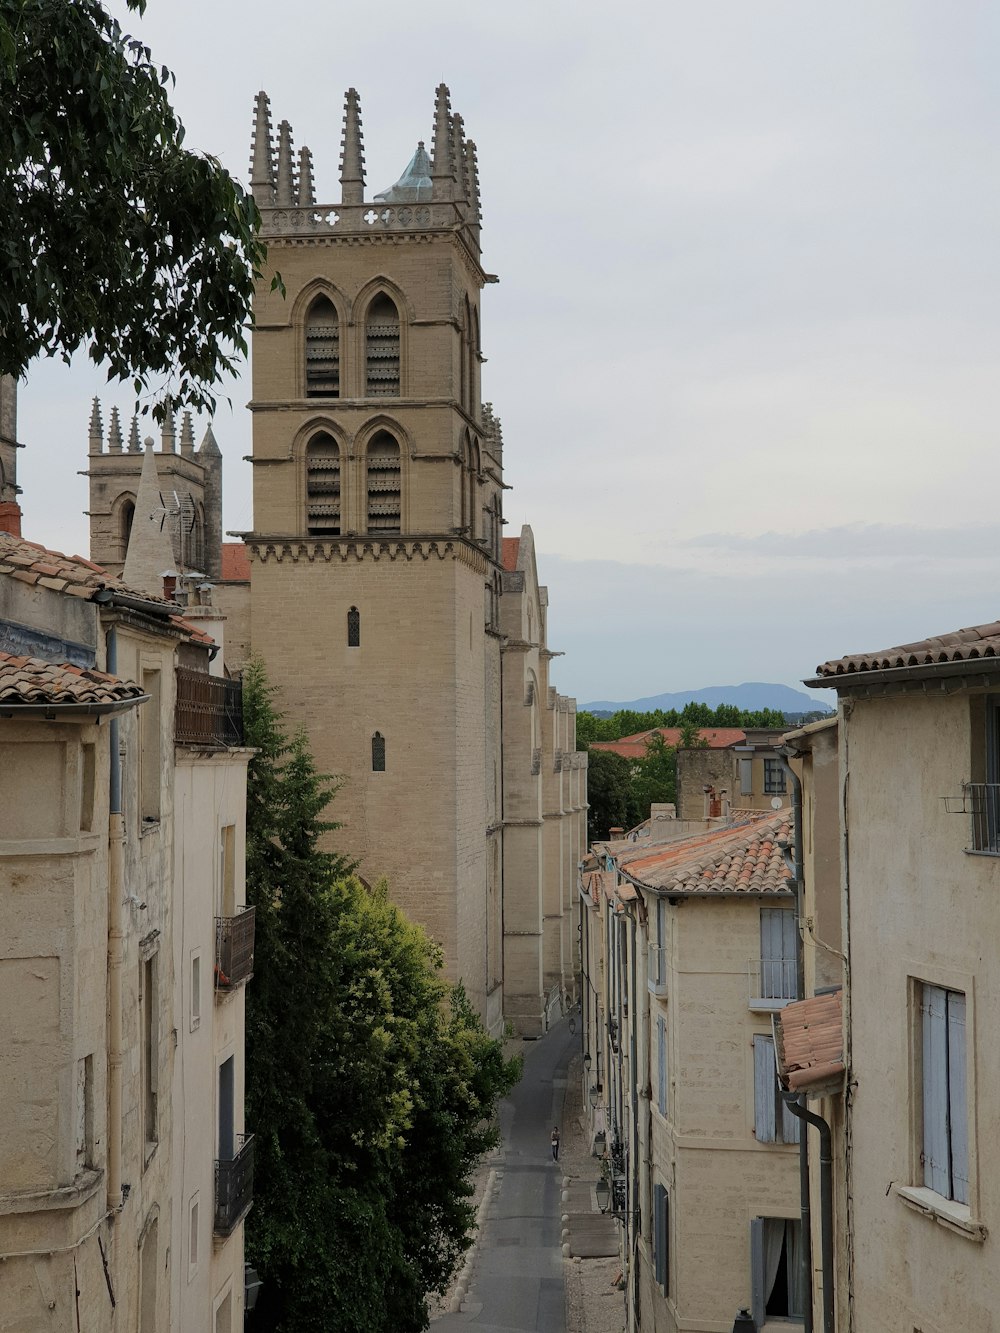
xmin=365 ymin=294 xmax=400 ymax=397
xmin=366 ymin=432 xmax=401 ymax=534
xmin=372 ymin=732 xmax=386 ymax=772
xmin=347 ymin=606 xmax=360 ymax=647
xmin=306 ymin=433 xmax=341 ymax=537
xmin=305 ymin=297 xmax=340 ymax=398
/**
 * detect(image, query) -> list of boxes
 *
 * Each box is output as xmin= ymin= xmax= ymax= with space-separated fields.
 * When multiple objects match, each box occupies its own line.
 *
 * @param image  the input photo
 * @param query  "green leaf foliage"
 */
xmin=576 ymin=701 xmax=788 ymax=742
xmin=242 ymin=659 xmax=521 ymax=1332
xmin=0 ymin=0 xmax=272 ymax=420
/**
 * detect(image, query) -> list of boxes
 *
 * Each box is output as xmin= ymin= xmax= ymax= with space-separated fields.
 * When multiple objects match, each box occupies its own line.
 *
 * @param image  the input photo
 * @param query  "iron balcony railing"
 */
xmin=747 ymin=958 xmax=798 ymax=1010
xmin=214 ymin=1133 xmax=254 ymax=1236
xmin=215 ymin=907 xmax=256 ymax=992
xmin=964 ymin=784 xmax=1000 ymax=854
xmin=175 ymin=667 xmax=244 ymax=747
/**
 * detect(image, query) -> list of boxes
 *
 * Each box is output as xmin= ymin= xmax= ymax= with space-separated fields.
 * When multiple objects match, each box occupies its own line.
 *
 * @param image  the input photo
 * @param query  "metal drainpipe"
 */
xmin=778 ymin=753 xmax=812 ymax=1333
xmin=106 ymin=624 xmax=124 ymax=1212
xmin=782 ymin=1094 xmax=835 ymax=1333
xmin=627 ymin=905 xmax=640 ymax=1330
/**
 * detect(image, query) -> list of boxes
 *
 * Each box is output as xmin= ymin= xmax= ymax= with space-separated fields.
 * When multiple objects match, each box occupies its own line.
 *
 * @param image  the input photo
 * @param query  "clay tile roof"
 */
xmin=814 ymin=620 xmax=1000 ymax=680
xmin=591 ymin=727 xmax=746 ymax=760
xmin=220 ymin=542 xmax=251 ymax=582
xmin=617 ymin=812 xmax=793 ymax=896
xmin=774 ymin=990 xmax=844 ymax=1094
xmin=169 ymin=614 xmax=216 ymax=648
xmin=501 ymin=537 xmax=521 ymax=572
xmin=0 ymin=532 xmax=171 ymax=606
xmin=0 ymin=652 xmax=146 ymax=706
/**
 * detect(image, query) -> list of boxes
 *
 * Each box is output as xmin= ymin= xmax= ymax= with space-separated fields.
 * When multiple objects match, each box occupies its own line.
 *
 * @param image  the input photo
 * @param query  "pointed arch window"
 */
xmin=366 ymin=432 xmax=401 ymax=534
xmin=371 ymin=732 xmax=386 ymax=772
xmin=305 ymin=297 xmax=340 ymax=398
xmin=120 ymin=498 xmax=135 ymax=554
xmin=365 ymin=295 xmax=400 ymax=397
xmin=305 ymin=433 xmax=341 ymax=536
xmin=347 ymin=606 xmax=360 ymax=647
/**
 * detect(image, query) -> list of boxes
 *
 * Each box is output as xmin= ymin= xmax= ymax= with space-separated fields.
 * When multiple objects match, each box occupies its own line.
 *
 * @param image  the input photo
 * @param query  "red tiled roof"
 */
xmin=814 ymin=621 xmax=1000 ymax=680
xmin=617 ymin=813 xmax=793 ymax=896
xmin=220 ymin=542 xmax=251 ymax=582
xmin=0 ymin=652 xmax=146 ymax=706
xmin=591 ymin=727 xmax=746 ymax=760
xmin=501 ymin=537 xmax=520 ymax=572
xmin=169 ymin=614 xmax=215 ymax=648
xmin=774 ymin=990 xmax=844 ymax=1094
xmin=0 ymin=532 xmax=171 ymax=605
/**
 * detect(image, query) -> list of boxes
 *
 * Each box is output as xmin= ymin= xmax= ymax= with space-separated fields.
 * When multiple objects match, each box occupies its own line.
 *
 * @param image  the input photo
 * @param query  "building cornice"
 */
xmin=243 ymin=534 xmax=493 ymax=575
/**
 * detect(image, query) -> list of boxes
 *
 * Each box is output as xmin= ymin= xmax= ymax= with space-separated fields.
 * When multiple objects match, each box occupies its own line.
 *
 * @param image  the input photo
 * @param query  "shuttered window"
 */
xmin=764 ymin=757 xmax=786 ymax=794
xmin=305 ymin=433 xmax=341 ymax=536
xmin=760 ymin=908 xmax=797 ymax=1001
xmin=365 ymin=294 xmax=400 ymax=397
xmin=366 ymin=433 xmax=401 ymax=534
xmin=754 ymin=1034 xmax=800 ymax=1145
xmin=652 ymin=1183 xmax=669 ymax=1292
xmin=305 ymin=297 xmax=340 ymax=398
xmin=740 ymin=756 xmax=753 ymax=795
xmin=750 ymin=1217 xmax=804 ymax=1325
xmin=657 ymin=1015 xmax=668 ymax=1117
xmin=921 ymin=984 xmax=968 ymax=1203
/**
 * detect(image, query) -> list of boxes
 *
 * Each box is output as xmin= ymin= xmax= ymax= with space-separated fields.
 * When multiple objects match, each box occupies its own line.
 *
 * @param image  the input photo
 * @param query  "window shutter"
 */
xmin=754 ymin=1035 xmax=776 ymax=1143
xmin=750 ymin=1217 xmax=765 ymax=1328
xmin=653 ymin=1183 xmax=666 ymax=1288
xmin=657 ymin=1016 xmax=667 ymax=1117
xmin=947 ymin=991 xmax=969 ymax=1204
xmin=780 ymin=1091 xmax=801 ymax=1145
xmin=922 ymin=984 xmax=950 ymax=1196
xmin=740 ymin=756 xmax=752 ymax=795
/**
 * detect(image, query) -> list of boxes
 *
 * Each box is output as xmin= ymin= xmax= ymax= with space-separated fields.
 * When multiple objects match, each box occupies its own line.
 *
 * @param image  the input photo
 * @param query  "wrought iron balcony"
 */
xmin=214 ymin=1134 xmax=254 ymax=1236
xmin=215 ymin=907 xmax=255 ymax=992
xmin=175 ymin=667 xmax=244 ymax=747
xmin=747 ymin=958 xmax=798 ymax=1011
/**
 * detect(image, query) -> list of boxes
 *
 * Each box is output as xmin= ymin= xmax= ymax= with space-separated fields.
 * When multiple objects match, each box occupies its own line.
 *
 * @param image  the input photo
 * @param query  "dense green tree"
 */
xmin=575 ymin=702 xmax=789 ymax=744
xmin=242 ymin=659 xmax=520 ymax=1333
xmin=0 ymin=0 xmax=275 ymax=419
xmin=585 ymin=746 xmax=635 ymax=840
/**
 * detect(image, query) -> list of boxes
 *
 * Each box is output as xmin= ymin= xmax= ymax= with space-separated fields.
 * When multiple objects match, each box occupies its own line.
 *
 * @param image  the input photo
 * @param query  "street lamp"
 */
xmin=588 ymin=1083 xmax=601 ymax=1110
xmin=584 ymin=1051 xmax=592 ymax=1072
xmin=595 ymin=1178 xmax=611 ymax=1213
xmin=732 ymin=1310 xmax=754 ymax=1332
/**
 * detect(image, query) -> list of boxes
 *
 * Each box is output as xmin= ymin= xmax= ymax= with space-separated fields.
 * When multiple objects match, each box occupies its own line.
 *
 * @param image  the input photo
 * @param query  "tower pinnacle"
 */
xmin=431 ymin=84 xmax=456 ymax=200
xmin=339 ymin=89 xmax=366 ymax=205
xmin=250 ymin=90 xmax=276 ymax=206
xmin=108 ymin=406 xmax=123 ymax=454
xmin=275 ymin=120 xmax=296 ymax=207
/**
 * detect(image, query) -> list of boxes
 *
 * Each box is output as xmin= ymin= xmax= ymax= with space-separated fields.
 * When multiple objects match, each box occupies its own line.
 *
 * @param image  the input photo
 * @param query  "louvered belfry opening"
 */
xmin=305 ymin=297 xmax=340 ymax=398
xmin=306 ymin=433 xmax=341 ymax=536
xmin=365 ymin=294 xmax=400 ymax=397
xmin=366 ymin=432 xmax=401 ymax=534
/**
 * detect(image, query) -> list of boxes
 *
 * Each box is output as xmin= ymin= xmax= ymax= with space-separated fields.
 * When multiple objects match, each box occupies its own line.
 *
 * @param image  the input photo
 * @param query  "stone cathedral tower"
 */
xmin=245 ymin=86 xmax=506 ymax=1030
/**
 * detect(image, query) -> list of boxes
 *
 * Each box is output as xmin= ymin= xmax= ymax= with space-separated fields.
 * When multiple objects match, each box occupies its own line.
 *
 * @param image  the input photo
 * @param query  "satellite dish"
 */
xmin=770 ymin=796 xmax=783 ymax=810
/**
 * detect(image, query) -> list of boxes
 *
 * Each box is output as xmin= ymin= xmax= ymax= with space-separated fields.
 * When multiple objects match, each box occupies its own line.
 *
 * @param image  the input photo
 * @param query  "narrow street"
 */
xmin=433 ymin=1018 xmax=579 ymax=1333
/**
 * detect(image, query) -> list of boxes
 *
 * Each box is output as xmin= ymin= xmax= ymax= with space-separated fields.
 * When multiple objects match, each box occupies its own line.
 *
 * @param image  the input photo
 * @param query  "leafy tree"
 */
xmin=585 ymin=746 xmax=634 ymax=841
xmin=242 ymin=658 xmax=520 ymax=1333
xmin=0 ymin=0 xmax=275 ymax=418
xmin=630 ymin=732 xmax=678 ymax=822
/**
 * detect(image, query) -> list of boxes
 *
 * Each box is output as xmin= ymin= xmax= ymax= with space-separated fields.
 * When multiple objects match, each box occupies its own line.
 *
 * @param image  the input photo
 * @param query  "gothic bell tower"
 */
xmin=244 ymin=86 xmax=505 ymax=1028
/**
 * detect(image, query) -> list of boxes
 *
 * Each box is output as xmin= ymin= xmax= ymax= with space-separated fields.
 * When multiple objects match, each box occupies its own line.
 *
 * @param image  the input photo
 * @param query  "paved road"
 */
xmin=434 ymin=1018 xmax=579 ymax=1333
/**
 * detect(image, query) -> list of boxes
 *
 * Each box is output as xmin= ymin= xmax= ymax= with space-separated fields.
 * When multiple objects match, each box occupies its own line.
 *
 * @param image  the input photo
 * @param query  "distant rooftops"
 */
xmin=591 ymin=727 xmax=748 ymax=760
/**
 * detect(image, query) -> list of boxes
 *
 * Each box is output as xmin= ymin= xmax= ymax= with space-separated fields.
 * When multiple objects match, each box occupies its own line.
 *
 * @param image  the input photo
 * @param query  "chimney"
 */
xmin=0 ymin=502 xmax=22 ymax=536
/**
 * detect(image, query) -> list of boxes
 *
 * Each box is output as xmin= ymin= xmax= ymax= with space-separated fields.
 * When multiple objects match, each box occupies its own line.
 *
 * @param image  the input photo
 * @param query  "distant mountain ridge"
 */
xmin=581 ymin=682 xmax=831 ymax=716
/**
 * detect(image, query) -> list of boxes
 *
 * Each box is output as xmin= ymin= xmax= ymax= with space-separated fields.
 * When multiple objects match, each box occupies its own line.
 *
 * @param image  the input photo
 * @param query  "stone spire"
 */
xmin=339 ymin=89 xmax=366 ymax=205
xmin=275 ymin=119 xmax=296 ymax=207
xmin=198 ymin=425 xmax=223 ymax=583
xmin=431 ymin=84 xmax=456 ymax=201
xmin=180 ymin=411 xmax=195 ymax=457
xmin=452 ymin=113 xmax=467 ymax=207
xmin=198 ymin=424 xmax=221 ymax=457
xmin=122 ymin=442 xmax=176 ymax=597
xmin=108 ymin=406 xmax=123 ymax=454
xmin=297 ymin=146 xmax=315 ymax=207
xmin=88 ymin=398 xmax=104 ymax=453
xmin=160 ymin=403 xmax=175 ymax=454
xmin=467 ymin=138 xmax=483 ymax=230
xmin=250 ymin=90 xmax=276 ymax=205
xmin=128 ymin=415 xmax=141 ymax=453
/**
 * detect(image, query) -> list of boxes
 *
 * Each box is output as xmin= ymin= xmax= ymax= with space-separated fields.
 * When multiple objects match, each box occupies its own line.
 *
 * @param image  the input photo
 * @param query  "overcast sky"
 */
xmin=16 ymin=1 xmax=1000 ymax=705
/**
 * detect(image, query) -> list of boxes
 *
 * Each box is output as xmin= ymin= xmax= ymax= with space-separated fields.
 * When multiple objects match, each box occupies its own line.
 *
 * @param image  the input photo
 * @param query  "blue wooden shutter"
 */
xmin=922 ymin=984 xmax=950 ymax=1196
xmin=754 ymin=1035 xmax=776 ymax=1143
xmin=653 ymin=1183 xmax=668 ymax=1290
xmin=657 ymin=1015 xmax=667 ymax=1116
xmin=780 ymin=1090 xmax=801 ymax=1145
xmin=750 ymin=1217 xmax=765 ymax=1328
xmin=947 ymin=991 xmax=969 ymax=1204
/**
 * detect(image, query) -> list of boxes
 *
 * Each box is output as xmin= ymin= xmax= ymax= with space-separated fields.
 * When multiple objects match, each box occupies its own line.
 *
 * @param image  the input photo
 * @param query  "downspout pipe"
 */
xmin=627 ymin=905 xmax=640 ymax=1330
xmin=106 ymin=624 xmax=124 ymax=1213
xmin=782 ymin=1093 xmax=835 ymax=1333
xmin=777 ymin=753 xmax=812 ymax=1333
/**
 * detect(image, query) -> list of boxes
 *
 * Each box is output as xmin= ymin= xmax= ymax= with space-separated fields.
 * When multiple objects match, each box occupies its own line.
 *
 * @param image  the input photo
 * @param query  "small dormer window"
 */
xmin=305 ymin=297 xmax=340 ymax=398
xmin=347 ymin=607 xmax=360 ymax=647
xmin=365 ymin=295 xmax=400 ymax=397
xmin=372 ymin=732 xmax=385 ymax=772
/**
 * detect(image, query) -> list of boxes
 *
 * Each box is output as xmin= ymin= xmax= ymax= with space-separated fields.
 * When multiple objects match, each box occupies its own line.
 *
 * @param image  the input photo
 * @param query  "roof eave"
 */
xmin=806 ymin=657 xmax=1000 ymax=693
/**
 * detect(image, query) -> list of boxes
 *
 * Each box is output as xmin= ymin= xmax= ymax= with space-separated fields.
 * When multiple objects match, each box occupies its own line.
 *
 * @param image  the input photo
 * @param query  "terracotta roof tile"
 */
xmin=169 ymin=614 xmax=216 ymax=647
xmin=0 ymin=652 xmax=146 ymax=707
xmin=220 ymin=542 xmax=251 ymax=582
xmin=616 ymin=813 xmax=793 ymax=896
xmin=501 ymin=537 xmax=520 ymax=572
xmin=0 ymin=532 xmax=172 ymax=606
xmin=814 ymin=620 xmax=1000 ymax=680
xmin=591 ymin=727 xmax=746 ymax=760
xmin=774 ymin=991 xmax=844 ymax=1093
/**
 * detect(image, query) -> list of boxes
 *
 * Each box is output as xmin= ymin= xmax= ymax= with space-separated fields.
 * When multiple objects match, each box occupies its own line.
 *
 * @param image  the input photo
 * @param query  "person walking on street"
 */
xmin=551 ymin=1126 xmax=560 ymax=1162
